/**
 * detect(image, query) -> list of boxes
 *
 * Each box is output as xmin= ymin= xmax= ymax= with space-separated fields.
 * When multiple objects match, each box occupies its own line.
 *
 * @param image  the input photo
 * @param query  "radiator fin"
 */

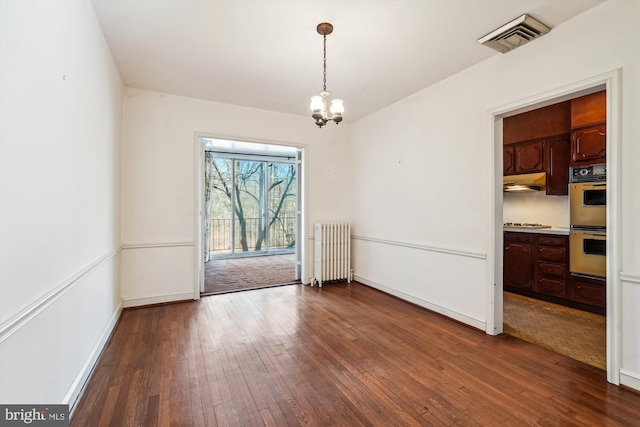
xmin=313 ymin=222 xmax=351 ymax=287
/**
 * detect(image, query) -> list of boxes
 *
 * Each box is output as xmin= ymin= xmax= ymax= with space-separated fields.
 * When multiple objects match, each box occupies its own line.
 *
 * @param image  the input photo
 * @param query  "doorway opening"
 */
xmin=491 ymin=70 xmax=621 ymax=384
xmin=199 ymin=137 xmax=303 ymax=295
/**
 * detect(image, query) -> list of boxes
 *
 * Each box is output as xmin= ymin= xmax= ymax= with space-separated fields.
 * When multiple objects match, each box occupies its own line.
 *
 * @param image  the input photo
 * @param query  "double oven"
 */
xmin=569 ymin=164 xmax=606 ymax=278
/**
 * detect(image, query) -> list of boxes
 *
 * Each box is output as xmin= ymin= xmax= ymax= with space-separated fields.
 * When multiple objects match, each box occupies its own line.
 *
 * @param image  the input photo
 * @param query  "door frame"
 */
xmin=193 ymin=133 xmax=308 ymax=296
xmin=487 ymin=69 xmax=621 ymax=385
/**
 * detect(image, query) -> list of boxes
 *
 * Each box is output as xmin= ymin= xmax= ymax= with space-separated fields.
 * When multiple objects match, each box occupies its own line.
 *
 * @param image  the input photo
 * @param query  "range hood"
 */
xmin=503 ymin=172 xmax=546 ymax=192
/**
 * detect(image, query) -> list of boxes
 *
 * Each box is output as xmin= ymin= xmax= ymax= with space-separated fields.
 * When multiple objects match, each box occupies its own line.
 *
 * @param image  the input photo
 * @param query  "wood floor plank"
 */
xmin=71 ymin=283 xmax=640 ymax=426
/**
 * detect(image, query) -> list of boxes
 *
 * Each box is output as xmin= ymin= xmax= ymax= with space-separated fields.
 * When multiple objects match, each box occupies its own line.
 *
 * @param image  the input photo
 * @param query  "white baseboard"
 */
xmin=354 ymin=274 xmax=486 ymax=331
xmin=122 ymin=292 xmax=195 ymax=308
xmin=66 ymin=301 xmax=123 ymax=416
xmin=620 ymin=369 xmax=640 ymax=392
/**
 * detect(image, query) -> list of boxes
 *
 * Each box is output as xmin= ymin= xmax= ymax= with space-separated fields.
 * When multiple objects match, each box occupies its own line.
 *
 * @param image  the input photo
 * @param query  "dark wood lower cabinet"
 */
xmin=504 ymin=233 xmax=533 ymax=290
xmin=571 ymin=274 xmax=606 ymax=307
xmin=536 ymin=276 xmax=567 ymax=297
xmin=504 ymin=231 xmax=605 ymax=314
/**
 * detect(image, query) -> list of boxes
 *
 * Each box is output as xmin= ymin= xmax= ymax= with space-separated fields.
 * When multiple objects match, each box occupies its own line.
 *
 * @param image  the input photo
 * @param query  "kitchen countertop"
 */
xmin=503 ymin=226 xmax=570 ymax=235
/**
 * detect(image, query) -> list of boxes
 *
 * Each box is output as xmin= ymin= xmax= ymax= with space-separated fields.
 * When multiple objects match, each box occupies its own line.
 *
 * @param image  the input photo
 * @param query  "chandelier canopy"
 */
xmin=310 ymin=22 xmax=344 ymax=128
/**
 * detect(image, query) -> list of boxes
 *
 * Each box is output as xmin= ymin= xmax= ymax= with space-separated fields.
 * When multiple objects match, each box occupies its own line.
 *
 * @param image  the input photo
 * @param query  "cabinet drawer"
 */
xmin=536 ymin=235 xmax=567 ymax=247
xmin=536 ymin=277 xmax=567 ymax=297
xmin=536 ymin=261 xmax=566 ymax=278
xmin=505 ymin=232 xmax=532 ymax=244
xmin=537 ymin=246 xmax=566 ymax=262
xmin=572 ymin=277 xmax=605 ymax=307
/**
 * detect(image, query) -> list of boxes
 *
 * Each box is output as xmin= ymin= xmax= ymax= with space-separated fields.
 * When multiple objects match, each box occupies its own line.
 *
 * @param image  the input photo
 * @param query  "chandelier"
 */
xmin=310 ymin=22 xmax=344 ymax=128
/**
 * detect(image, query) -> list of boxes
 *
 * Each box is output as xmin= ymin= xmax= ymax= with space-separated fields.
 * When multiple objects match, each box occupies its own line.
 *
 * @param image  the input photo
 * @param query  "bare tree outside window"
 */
xmin=205 ymin=156 xmax=296 ymax=256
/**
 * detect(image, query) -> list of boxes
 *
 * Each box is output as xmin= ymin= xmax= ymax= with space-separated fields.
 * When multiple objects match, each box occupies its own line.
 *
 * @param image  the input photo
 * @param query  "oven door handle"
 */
xmin=583 ymin=232 xmax=606 ymax=238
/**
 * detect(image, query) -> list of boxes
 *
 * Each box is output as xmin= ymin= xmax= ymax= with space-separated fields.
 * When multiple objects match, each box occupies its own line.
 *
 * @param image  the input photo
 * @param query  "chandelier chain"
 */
xmin=322 ymin=34 xmax=327 ymax=92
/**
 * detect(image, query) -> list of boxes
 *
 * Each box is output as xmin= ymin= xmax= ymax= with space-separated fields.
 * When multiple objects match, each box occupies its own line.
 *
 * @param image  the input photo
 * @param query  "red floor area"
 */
xmin=203 ymin=253 xmax=297 ymax=294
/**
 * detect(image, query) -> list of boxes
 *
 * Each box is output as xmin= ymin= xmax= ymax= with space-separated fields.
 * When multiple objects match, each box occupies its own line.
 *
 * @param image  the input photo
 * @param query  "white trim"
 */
xmin=195 ymin=135 xmax=205 ymax=298
xmin=619 ymin=272 xmax=640 ymax=284
xmin=355 ymin=275 xmax=486 ymax=331
xmin=207 ymin=151 xmax=296 ymax=163
xmin=486 ymin=110 xmax=502 ymax=336
xmin=352 ymin=235 xmax=486 ymax=260
xmin=0 ymin=247 xmax=120 ymax=343
xmin=605 ymin=70 xmax=623 ymax=385
xmin=67 ymin=301 xmax=123 ymax=416
xmin=122 ymin=292 xmax=194 ymax=308
xmin=121 ymin=242 xmax=194 ymax=250
xmin=487 ymin=69 xmax=622 ymax=386
xmin=620 ymin=369 xmax=640 ymax=391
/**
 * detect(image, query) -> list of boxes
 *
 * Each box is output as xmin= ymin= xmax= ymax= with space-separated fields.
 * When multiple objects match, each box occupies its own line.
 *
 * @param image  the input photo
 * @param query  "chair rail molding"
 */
xmin=352 ymin=234 xmax=486 ymax=260
xmin=0 ymin=247 xmax=121 ymax=343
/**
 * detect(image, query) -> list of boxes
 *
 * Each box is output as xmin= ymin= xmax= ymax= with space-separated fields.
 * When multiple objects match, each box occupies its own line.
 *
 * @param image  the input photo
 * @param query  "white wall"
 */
xmin=503 ymin=193 xmax=569 ymax=228
xmin=348 ymin=0 xmax=640 ymax=389
xmin=0 ymin=0 xmax=122 ymax=406
xmin=120 ymin=89 xmax=350 ymax=305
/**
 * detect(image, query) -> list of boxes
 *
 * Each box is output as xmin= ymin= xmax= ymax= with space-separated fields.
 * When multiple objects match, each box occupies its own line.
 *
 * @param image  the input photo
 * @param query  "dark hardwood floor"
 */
xmin=71 ymin=283 xmax=640 ymax=426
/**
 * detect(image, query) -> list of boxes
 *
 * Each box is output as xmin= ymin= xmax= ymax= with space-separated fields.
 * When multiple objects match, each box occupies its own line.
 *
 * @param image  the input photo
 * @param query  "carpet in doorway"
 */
xmin=503 ymin=292 xmax=606 ymax=370
xmin=203 ymin=254 xmax=297 ymax=294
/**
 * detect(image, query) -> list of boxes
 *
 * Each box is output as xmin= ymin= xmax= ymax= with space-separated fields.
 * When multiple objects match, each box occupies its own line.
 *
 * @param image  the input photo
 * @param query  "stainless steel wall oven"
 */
xmin=569 ymin=164 xmax=606 ymax=278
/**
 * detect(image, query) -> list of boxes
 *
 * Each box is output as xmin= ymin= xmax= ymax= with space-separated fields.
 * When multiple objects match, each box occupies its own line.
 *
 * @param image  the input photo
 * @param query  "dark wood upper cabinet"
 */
xmin=502 ymin=91 xmax=605 ymax=190
xmin=503 ymin=101 xmax=570 ymax=145
xmin=514 ymin=140 xmax=544 ymax=173
xmin=503 ymin=136 xmax=569 ymax=195
xmin=503 ymin=146 xmax=515 ymax=175
xmin=571 ymin=90 xmax=606 ymax=128
xmin=545 ymin=134 xmax=570 ymax=195
xmin=570 ymin=90 xmax=606 ymax=166
xmin=571 ymin=123 xmax=606 ymax=166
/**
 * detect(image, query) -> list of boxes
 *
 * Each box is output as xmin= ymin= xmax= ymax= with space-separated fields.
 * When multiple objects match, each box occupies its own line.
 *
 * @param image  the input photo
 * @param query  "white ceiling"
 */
xmin=90 ymin=0 xmax=604 ymax=122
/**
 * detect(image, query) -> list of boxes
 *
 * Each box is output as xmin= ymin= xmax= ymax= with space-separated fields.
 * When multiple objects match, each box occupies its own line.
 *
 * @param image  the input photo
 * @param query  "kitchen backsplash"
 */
xmin=503 ymin=191 xmax=569 ymax=228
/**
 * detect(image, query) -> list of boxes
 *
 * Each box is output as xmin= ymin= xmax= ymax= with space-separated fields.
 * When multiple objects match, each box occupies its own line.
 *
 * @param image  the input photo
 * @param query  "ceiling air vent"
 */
xmin=478 ymin=14 xmax=551 ymax=54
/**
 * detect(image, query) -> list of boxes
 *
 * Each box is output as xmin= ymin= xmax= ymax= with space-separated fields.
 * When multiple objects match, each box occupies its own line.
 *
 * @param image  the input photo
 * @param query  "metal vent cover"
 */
xmin=478 ymin=14 xmax=551 ymax=53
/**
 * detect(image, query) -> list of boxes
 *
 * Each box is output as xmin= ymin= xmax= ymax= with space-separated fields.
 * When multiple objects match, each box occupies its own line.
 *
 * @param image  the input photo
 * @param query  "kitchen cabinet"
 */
xmin=514 ymin=140 xmax=544 ymax=173
xmin=503 ymin=146 xmax=515 ymax=175
xmin=571 ymin=124 xmax=606 ymax=166
xmin=570 ymin=90 xmax=606 ymax=166
xmin=503 ymin=101 xmax=570 ymax=145
xmin=535 ymin=235 xmax=568 ymax=297
xmin=502 ymin=139 xmax=543 ymax=176
xmin=502 ymin=135 xmax=569 ymax=195
xmin=571 ymin=90 xmax=606 ymax=128
xmin=504 ymin=233 xmax=534 ymax=290
xmin=571 ymin=275 xmax=605 ymax=308
xmin=504 ymin=231 xmax=604 ymax=313
xmin=503 ymin=101 xmax=571 ymax=195
xmin=545 ymin=134 xmax=570 ymax=195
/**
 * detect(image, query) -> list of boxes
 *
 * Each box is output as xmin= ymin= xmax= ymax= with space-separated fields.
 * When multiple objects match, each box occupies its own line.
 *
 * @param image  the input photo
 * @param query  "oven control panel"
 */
xmin=570 ymin=164 xmax=606 ymax=182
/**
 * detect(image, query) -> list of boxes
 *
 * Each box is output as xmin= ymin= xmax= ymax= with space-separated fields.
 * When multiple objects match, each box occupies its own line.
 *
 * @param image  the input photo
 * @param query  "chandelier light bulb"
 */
xmin=330 ymin=99 xmax=344 ymax=115
xmin=310 ymin=95 xmax=324 ymax=115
